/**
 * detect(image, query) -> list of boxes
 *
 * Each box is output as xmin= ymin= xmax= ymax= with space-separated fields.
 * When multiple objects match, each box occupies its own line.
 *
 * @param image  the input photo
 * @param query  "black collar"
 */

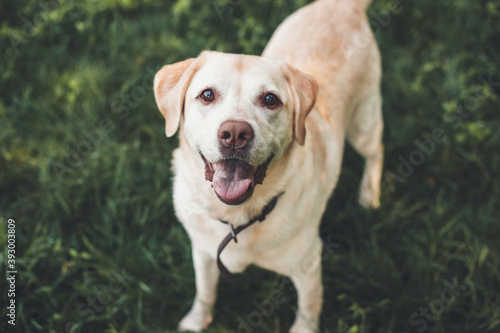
xmin=216 ymin=192 xmax=284 ymax=286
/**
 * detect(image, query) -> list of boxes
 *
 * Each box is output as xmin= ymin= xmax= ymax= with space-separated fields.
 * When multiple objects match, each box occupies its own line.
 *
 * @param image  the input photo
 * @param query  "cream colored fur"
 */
xmin=153 ymin=0 xmax=383 ymax=332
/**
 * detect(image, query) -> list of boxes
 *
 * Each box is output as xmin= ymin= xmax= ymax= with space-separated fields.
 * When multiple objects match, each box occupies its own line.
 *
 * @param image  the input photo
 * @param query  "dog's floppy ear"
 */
xmin=287 ymin=65 xmax=318 ymax=146
xmin=154 ymin=58 xmax=201 ymax=137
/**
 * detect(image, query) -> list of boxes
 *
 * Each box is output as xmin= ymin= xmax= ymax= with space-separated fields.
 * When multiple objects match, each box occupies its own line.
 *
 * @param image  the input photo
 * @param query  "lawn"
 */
xmin=1 ymin=0 xmax=499 ymax=332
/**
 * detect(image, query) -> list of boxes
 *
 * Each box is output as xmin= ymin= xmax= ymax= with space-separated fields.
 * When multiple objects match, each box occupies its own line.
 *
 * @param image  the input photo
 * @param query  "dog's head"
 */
xmin=154 ymin=51 xmax=317 ymax=206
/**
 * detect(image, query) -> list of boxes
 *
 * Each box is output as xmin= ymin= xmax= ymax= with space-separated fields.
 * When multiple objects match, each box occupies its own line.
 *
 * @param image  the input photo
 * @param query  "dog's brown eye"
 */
xmin=200 ymin=89 xmax=215 ymax=102
xmin=263 ymin=93 xmax=280 ymax=108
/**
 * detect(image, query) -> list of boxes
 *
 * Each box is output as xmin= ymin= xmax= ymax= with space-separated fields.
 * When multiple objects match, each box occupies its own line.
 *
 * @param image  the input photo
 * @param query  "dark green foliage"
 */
xmin=0 ymin=0 xmax=499 ymax=332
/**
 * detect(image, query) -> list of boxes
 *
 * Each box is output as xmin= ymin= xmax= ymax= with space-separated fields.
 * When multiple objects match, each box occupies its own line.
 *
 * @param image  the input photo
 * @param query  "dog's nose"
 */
xmin=218 ymin=120 xmax=254 ymax=149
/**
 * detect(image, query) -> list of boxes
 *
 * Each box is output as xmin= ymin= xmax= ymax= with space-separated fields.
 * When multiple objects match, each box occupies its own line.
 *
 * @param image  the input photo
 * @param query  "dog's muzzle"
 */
xmin=201 ymin=154 xmax=273 ymax=205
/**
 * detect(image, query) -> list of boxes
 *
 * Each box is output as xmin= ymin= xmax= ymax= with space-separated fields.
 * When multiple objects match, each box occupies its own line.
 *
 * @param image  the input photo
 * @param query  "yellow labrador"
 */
xmin=153 ymin=0 xmax=383 ymax=331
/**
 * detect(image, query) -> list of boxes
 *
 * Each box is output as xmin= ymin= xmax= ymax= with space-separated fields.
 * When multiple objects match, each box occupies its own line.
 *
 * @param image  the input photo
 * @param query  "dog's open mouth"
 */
xmin=201 ymin=154 xmax=273 ymax=205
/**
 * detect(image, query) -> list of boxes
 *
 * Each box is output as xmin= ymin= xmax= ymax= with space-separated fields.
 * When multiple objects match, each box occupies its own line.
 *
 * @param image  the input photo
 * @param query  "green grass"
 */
xmin=1 ymin=0 xmax=499 ymax=332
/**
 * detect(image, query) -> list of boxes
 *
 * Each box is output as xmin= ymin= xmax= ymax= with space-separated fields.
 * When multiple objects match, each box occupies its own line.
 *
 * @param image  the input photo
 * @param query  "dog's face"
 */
xmin=154 ymin=51 xmax=317 ymax=205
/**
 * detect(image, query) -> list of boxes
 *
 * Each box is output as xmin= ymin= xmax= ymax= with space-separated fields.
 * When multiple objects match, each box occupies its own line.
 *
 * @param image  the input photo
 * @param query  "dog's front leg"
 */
xmin=288 ymin=238 xmax=324 ymax=333
xmin=179 ymin=248 xmax=219 ymax=331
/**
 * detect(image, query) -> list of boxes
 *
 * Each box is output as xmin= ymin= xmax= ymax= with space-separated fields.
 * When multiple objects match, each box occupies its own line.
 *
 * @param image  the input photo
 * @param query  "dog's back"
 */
xmin=263 ymin=0 xmax=380 ymax=138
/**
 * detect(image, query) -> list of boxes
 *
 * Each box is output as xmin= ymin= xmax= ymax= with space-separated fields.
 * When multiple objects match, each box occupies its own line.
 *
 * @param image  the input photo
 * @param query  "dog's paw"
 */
xmin=178 ymin=302 xmax=213 ymax=332
xmin=289 ymin=317 xmax=318 ymax=333
xmin=358 ymin=181 xmax=380 ymax=209
xmin=358 ymin=189 xmax=380 ymax=209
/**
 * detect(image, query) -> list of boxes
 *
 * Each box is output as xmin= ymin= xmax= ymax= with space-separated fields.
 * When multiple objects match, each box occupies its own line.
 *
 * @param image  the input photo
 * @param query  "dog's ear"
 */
xmin=154 ymin=58 xmax=200 ymax=137
xmin=287 ymin=65 xmax=318 ymax=146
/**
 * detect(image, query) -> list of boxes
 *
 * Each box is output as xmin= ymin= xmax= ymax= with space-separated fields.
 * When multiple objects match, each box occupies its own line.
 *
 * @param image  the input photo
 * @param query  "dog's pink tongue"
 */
xmin=213 ymin=159 xmax=254 ymax=201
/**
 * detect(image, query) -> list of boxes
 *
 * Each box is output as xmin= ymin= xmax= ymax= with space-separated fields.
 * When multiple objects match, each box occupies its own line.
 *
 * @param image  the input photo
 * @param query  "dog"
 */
xmin=153 ymin=0 xmax=383 ymax=331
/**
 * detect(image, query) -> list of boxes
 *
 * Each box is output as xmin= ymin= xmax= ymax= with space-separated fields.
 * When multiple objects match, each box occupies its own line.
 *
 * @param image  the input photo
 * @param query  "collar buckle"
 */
xmin=230 ymin=224 xmax=238 ymax=243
